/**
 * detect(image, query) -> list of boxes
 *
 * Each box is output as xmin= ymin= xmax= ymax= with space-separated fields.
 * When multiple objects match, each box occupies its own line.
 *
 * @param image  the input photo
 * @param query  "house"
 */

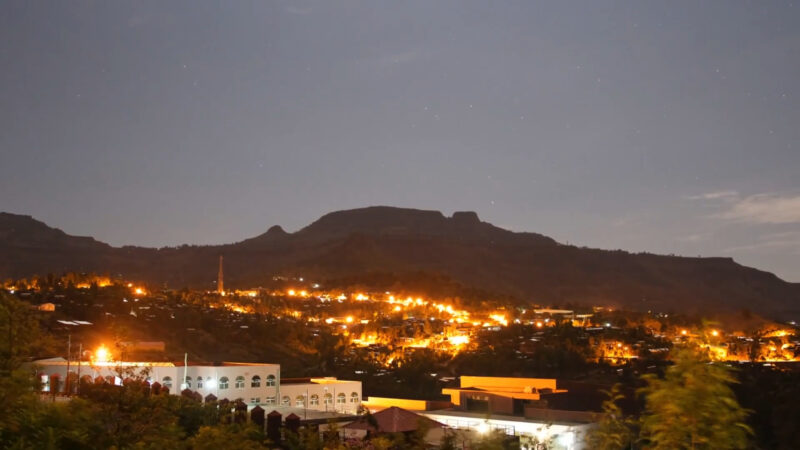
xmin=343 ymin=406 xmax=446 ymax=445
xmin=363 ymin=376 xmax=599 ymax=450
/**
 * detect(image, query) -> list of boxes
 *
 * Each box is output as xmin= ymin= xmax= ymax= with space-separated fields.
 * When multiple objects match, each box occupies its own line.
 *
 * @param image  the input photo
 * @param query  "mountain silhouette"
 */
xmin=1 ymin=208 xmax=798 ymax=319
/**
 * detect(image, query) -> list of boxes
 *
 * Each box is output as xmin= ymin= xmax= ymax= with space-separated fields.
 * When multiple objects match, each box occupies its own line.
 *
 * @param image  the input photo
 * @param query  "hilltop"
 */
xmin=1 ymin=207 xmax=798 ymax=318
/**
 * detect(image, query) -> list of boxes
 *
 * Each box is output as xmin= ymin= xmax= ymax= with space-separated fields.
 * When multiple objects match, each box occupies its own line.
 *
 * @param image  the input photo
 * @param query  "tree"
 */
xmin=0 ymin=292 xmax=54 ymax=374
xmin=585 ymin=384 xmax=634 ymax=450
xmin=639 ymin=346 xmax=751 ymax=449
xmin=468 ymin=429 xmax=518 ymax=450
xmin=0 ymin=292 xmax=56 ymax=448
xmin=77 ymin=380 xmax=186 ymax=449
xmin=188 ymin=423 xmax=266 ymax=450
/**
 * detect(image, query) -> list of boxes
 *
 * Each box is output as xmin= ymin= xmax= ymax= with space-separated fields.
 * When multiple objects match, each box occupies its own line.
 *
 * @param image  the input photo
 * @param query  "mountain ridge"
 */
xmin=1 ymin=208 xmax=798 ymax=319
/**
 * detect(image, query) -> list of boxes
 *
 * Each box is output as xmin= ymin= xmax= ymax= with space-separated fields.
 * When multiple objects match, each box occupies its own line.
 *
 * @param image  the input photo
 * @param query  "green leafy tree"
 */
xmin=639 ymin=346 xmax=751 ymax=450
xmin=439 ymin=429 xmax=458 ymax=450
xmin=78 ymin=381 xmax=186 ymax=449
xmin=188 ymin=423 xmax=266 ymax=450
xmin=469 ymin=429 xmax=518 ymax=450
xmin=585 ymin=384 xmax=635 ymax=450
xmin=285 ymin=425 xmax=325 ymax=450
xmin=0 ymin=292 xmax=57 ymax=447
xmin=0 ymin=292 xmax=54 ymax=373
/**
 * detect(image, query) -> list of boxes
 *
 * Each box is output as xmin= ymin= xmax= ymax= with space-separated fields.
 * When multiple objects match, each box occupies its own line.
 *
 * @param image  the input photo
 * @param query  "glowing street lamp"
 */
xmin=95 ymin=346 xmax=110 ymax=363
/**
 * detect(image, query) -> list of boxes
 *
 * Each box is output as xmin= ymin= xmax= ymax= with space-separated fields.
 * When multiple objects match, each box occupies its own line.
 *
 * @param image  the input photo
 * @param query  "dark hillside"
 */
xmin=1 ymin=208 xmax=798 ymax=319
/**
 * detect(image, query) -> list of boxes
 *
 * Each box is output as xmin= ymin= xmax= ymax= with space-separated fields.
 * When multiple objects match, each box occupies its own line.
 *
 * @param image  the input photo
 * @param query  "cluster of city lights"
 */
xmin=64 ymin=281 xmax=798 ymax=366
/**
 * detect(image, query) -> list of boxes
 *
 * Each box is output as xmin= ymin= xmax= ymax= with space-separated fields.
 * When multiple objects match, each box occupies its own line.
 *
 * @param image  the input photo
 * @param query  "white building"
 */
xmin=31 ymin=358 xmax=361 ymax=414
xmin=419 ymin=410 xmax=591 ymax=450
xmin=279 ymin=377 xmax=362 ymax=415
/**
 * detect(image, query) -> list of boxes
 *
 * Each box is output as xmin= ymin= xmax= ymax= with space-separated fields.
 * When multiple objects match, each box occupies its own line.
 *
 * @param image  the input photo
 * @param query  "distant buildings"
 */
xmin=364 ymin=376 xmax=598 ymax=450
xmin=31 ymin=358 xmax=362 ymax=414
xmin=343 ymin=406 xmax=446 ymax=445
xmin=37 ymin=302 xmax=55 ymax=312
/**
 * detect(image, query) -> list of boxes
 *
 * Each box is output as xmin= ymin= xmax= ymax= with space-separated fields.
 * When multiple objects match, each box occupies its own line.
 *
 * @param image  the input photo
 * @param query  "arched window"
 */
xmin=281 ymin=396 xmax=290 ymax=406
xmin=324 ymin=393 xmax=333 ymax=405
xmin=184 ymin=377 xmax=192 ymax=388
xmin=266 ymin=375 xmax=276 ymax=387
xmin=235 ymin=376 xmax=245 ymax=389
xmin=337 ymin=393 xmax=346 ymax=404
xmin=251 ymin=375 xmax=261 ymax=388
xmin=162 ymin=376 xmax=172 ymax=389
xmin=196 ymin=376 xmax=204 ymax=389
xmin=350 ymin=392 xmax=359 ymax=403
xmin=219 ymin=377 xmax=229 ymax=389
xmin=296 ymin=395 xmax=305 ymax=407
xmin=310 ymin=394 xmax=319 ymax=406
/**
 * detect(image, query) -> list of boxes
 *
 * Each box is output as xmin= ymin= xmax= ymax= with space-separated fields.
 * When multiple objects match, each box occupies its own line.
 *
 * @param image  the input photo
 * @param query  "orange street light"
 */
xmin=95 ymin=346 xmax=110 ymax=363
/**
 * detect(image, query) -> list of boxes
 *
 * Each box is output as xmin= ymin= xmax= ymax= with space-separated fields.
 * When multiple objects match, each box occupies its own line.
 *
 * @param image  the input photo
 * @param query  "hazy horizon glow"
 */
xmin=1 ymin=1 xmax=798 ymax=280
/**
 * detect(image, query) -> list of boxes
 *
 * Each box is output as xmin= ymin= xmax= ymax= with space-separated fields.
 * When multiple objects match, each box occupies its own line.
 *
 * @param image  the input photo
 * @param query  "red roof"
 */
xmin=344 ymin=407 xmax=444 ymax=433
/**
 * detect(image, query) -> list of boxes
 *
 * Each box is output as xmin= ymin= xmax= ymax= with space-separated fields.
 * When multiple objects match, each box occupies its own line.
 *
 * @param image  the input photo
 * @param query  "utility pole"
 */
xmin=76 ymin=343 xmax=82 ymax=395
xmin=3 ymin=306 xmax=13 ymax=377
xmin=183 ymin=353 xmax=188 ymax=391
xmin=65 ymin=334 xmax=71 ymax=395
xmin=276 ymin=366 xmax=280 ymax=411
xmin=218 ymin=255 xmax=224 ymax=295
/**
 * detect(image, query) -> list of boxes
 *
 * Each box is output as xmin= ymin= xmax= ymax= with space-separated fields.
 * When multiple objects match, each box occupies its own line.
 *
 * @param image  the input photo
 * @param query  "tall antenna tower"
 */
xmin=217 ymin=255 xmax=224 ymax=295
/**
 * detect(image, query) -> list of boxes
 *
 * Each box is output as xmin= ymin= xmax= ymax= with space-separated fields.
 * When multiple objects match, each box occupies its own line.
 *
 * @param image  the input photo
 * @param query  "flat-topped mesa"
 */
xmin=3 ymin=207 xmax=799 ymax=319
xmin=451 ymin=211 xmax=480 ymax=224
xmin=299 ymin=206 xmax=448 ymax=237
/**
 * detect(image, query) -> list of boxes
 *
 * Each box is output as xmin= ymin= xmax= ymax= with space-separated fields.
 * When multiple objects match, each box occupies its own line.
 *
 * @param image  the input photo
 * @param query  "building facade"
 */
xmin=32 ymin=358 xmax=361 ymax=414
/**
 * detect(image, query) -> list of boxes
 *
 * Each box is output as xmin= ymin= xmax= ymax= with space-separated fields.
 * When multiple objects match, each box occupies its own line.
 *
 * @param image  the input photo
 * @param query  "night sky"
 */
xmin=1 ymin=1 xmax=799 ymax=281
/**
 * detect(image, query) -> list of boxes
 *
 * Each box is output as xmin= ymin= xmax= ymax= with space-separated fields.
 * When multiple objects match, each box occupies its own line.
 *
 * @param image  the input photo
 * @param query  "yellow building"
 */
xmin=443 ymin=376 xmax=566 ymax=415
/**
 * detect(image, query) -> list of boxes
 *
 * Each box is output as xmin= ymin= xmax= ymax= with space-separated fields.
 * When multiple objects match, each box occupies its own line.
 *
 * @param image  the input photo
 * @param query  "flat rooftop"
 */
xmin=31 ymin=358 xmax=279 ymax=368
xmin=420 ymin=408 xmax=592 ymax=427
xmin=280 ymin=377 xmax=353 ymax=385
